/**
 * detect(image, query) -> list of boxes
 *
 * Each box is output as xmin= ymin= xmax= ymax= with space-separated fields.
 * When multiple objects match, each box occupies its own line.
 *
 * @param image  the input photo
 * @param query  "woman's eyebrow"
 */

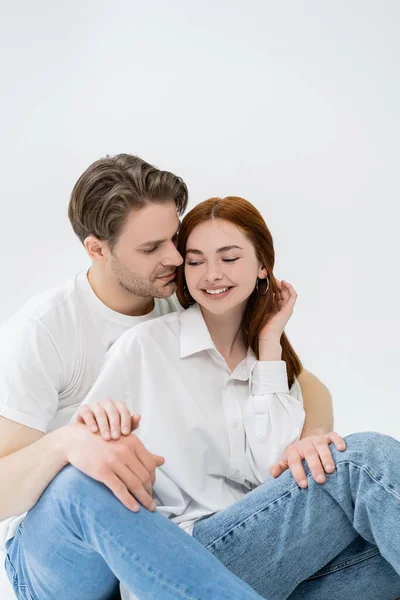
xmin=186 ymin=245 xmax=243 ymax=255
xmin=216 ymin=245 xmax=243 ymax=253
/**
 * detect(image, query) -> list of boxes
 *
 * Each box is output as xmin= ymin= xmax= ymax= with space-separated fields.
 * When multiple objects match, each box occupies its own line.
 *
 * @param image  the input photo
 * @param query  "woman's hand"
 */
xmin=269 ymin=432 xmax=347 ymax=488
xmin=75 ymin=398 xmax=141 ymax=441
xmin=259 ymin=280 xmax=297 ymax=342
xmin=258 ymin=280 xmax=297 ymax=360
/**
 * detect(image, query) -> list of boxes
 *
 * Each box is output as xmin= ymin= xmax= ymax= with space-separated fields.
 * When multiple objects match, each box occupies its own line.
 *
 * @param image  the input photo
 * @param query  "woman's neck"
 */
xmin=200 ymin=304 xmax=247 ymax=371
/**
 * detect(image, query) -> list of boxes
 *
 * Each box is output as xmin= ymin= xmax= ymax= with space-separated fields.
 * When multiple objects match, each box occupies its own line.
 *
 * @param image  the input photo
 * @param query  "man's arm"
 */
xmin=0 ymin=417 xmax=71 ymax=520
xmin=0 ymin=413 xmax=160 ymax=520
xmin=0 ymin=328 xmax=163 ymax=520
xmin=0 ymin=319 xmax=74 ymax=519
xmin=297 ymin=369 xmax=333 ymax=438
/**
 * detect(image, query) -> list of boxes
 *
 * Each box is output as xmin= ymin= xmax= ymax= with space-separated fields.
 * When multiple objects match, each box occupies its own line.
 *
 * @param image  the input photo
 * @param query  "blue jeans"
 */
xmin=5 ymin=468 xmax=261 ymax=600
xmin=193 ymin=432 xmax=400 ymax=599
xmin=5 ymin=432 xmax=400 ymax=599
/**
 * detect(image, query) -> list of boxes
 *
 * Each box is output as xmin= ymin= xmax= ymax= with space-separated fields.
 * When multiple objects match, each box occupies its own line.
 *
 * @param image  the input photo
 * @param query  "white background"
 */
xmin=1 ymin=1 xmax=399 ymax=439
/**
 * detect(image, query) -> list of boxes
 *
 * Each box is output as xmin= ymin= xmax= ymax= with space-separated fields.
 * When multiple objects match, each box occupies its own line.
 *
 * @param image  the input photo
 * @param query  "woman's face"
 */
xmin=184 ymin=218 xmax=267 ymax=316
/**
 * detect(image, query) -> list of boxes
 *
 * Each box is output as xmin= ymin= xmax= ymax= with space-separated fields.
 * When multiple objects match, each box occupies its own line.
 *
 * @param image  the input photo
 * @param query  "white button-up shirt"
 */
xmin=80 ymin=303 xmax=305 ymax=534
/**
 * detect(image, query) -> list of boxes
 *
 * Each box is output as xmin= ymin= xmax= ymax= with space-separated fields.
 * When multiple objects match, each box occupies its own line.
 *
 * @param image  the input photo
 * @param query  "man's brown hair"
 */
xmin=68 ymin=153 xmax=188 ymax=248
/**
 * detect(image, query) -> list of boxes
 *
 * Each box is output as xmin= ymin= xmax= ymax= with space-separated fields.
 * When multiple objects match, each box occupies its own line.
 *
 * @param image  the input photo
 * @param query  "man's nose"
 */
xmin=162 ymin=242 xmax=183 ymax=267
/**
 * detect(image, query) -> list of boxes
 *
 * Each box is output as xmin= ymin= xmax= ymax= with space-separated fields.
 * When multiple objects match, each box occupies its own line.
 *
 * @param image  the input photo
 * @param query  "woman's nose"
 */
xmin=204 ymin=265 xmax=223 ymax=282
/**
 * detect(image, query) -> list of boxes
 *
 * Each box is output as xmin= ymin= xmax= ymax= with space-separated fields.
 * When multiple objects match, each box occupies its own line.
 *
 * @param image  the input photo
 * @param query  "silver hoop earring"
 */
xmin=256 ymin=276 xmax=269 ymax=296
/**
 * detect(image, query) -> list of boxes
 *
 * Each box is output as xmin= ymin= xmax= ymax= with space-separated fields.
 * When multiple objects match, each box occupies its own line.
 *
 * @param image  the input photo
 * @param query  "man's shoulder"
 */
xmin=0 ymin=272 xmax=84 ymax=338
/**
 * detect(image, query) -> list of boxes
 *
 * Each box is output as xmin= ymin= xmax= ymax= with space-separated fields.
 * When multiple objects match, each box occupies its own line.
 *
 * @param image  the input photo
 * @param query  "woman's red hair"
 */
xmin=176 ymin=197 xmax=302 ymax=387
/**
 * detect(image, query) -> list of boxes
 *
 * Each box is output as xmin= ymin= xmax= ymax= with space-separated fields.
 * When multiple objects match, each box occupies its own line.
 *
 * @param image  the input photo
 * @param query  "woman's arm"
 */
xmin=243 ymin=358 xmax=306 ymax=485
xmin=269 ymin=371 xmax=346 ymax=487
xmin=255 ymin=282 xmax=344 ymax=486
xmin=297 ymin=369 xmax=333 ymax=438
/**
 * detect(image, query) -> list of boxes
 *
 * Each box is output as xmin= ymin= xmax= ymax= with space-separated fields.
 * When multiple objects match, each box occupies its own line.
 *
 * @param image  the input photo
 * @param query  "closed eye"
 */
xmin=186 ymin=257 xmax=240 ymax=266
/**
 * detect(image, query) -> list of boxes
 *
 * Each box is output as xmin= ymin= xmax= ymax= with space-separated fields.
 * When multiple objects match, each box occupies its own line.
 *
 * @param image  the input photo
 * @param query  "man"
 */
xmin=0 ymin=154 xmax=333 ymax=600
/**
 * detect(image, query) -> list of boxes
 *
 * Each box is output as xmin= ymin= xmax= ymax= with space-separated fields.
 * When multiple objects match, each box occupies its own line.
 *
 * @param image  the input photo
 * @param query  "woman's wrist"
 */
xmin=258 ymin=336 xmax=282 ymax=361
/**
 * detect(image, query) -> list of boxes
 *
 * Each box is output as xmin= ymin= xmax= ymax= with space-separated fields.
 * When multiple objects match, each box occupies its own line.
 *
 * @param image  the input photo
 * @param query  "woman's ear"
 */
xmin=258 ymin=265 xmax=268 ymax=279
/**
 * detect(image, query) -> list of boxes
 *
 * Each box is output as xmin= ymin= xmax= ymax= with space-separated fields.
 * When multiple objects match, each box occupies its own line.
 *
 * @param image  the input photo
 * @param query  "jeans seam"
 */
xmin=57 ymin=499 xmax=207 ymax=600
xmin=5 ymin=552 xmax=18 ymax=582
xmin=334 ymin=459 xmax=400 ymax=501
xmin=107 ymin=530 xmax=203 ymax=600
xmin=16 ymin=584 xmax=35 ymax=600
xmin=205 ymin=483 xmax=300 ymax=549
xmin=5 ymin=555 xmax=35 ymax=599
xmin=306 ymin=547 xmax=381 ymax=579
xmin=205 ymin=458 xmax=400 ymax=550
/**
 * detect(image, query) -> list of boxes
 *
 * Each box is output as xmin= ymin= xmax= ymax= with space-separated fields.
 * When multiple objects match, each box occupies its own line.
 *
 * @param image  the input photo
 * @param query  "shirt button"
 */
xmin=231 ymin=421 xmax=238 ymax=428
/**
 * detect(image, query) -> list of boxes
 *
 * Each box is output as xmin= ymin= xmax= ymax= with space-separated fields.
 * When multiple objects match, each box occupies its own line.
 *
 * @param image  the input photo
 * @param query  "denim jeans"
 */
xmin=193 ymin=431 xmax=400 ymax=599
xmin=5 ymin=466 xmax=261 ymax=600
xmin=5 ymin=432 xmax=400 ymax=600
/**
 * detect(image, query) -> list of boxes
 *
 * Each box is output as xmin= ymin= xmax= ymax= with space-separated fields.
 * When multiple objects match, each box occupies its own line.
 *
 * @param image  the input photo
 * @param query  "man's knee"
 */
xmin=39 ymin=464 xmax=110 ymax=511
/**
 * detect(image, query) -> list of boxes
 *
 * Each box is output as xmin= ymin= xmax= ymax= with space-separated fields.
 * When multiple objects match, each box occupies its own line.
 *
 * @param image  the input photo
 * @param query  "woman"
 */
xmin=79 ymin=197 xmax=400 ymax=599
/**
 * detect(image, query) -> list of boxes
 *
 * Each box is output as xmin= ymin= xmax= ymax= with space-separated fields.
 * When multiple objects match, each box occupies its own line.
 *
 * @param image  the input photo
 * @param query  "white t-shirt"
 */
xmin=0 ymin=271 xmax=179 ymax=599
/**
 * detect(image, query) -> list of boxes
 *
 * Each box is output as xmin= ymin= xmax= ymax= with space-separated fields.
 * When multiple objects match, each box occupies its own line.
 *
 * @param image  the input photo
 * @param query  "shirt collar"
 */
xmin=233 ymin=351 xmax=257 ymax=381
xmin=179 ymin=304 xmax=258 ymax=382
xmin=179 ymin=303 xmax=217 ymax=358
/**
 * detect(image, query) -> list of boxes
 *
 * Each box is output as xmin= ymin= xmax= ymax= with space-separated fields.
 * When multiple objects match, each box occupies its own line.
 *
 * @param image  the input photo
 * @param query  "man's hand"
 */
xmin=63 ymin=423 xmax=165 ymax=512
xmin=269 ymin=432 xmax=346 ymax=488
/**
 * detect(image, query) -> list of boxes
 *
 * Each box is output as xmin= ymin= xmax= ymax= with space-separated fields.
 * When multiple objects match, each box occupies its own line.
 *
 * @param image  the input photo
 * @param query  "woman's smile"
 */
xmin=201 ymin=286 xmax=234 ymax=299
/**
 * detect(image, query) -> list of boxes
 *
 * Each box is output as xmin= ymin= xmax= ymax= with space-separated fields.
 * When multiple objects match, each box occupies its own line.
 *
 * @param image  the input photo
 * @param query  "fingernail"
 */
xmin=122 ymin=427 xmax=130 ymax=434
xmin=299 ymin=480 xmax=308 ymax=488
xmin=317 ymin=474 xmax=326 ymax=483
xmin=91 ymin=425 xmax=98 ymax=432
xmin=112 ymin=430 xmax=120 ymax=439
xmin=131 ymin=504 xmax=140 ymax=512
xmin=326 ymin=463 xmax=334 ymax=471
xmin=104 ymin=432 xmax=111 ymax=440
xmin=150 ymin=501 xmax=157 ymax=511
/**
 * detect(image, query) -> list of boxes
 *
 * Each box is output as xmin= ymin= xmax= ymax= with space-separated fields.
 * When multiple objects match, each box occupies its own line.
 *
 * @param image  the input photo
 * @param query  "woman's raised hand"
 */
xmin=259 ymin=280 xmax=297 ymax=342
xmin=75 ymin=398 xmax=141 ymax=441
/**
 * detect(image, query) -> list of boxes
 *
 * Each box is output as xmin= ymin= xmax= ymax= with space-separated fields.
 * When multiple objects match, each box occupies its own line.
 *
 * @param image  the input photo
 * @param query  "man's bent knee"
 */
xmin=30 ymin=465 xmax=113 ymax=519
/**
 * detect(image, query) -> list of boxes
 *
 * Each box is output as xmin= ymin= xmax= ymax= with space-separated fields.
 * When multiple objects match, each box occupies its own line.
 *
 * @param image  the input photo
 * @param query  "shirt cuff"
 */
xmin=251 ymin=361 xmax=289 ymax=395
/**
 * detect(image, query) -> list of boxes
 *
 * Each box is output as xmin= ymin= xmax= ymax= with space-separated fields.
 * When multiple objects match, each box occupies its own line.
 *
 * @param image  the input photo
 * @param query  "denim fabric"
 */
xmin=6 ymin=432 xmax=400 ymax=599
xmin=5 ymin=525 xmax=34 ymax=600
xmin=193 ymin=432 xmax=400 ymax=599
xmin=5 ymin=466 xmax=261 ymax=600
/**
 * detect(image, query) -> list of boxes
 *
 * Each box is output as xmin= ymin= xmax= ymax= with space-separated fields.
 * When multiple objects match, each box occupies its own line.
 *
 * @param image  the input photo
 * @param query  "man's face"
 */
xmin=109 ymin=201 xmax=183 ymax=299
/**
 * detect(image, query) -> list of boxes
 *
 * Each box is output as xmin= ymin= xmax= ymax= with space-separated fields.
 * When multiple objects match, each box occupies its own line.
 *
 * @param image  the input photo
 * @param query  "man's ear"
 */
xmin=84 ymin=235 xmax=108 ymax=263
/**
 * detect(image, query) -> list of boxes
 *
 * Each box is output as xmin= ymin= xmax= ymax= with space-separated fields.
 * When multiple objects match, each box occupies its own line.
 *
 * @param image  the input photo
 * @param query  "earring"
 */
xmin=256 ymin=276 xmax=269 ymax=296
